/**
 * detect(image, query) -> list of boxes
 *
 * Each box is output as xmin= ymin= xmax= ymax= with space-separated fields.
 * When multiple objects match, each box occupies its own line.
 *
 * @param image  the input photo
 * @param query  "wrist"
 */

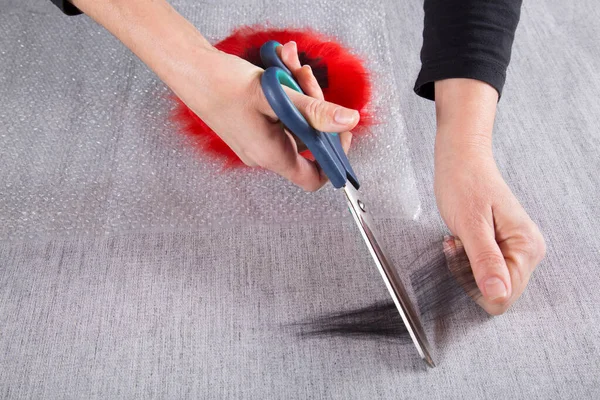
xmin=434 ymin=78 xmax=498 ymax=153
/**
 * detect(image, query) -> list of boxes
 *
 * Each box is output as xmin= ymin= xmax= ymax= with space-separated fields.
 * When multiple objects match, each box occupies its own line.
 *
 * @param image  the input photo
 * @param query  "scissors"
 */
xmin=259 ymin=40 xmax=435 ymax=368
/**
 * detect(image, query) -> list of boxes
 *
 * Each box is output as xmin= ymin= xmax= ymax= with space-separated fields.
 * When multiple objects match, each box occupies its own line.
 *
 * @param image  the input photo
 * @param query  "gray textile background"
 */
xmin=1 ymin=0 xmax=599 ymax=399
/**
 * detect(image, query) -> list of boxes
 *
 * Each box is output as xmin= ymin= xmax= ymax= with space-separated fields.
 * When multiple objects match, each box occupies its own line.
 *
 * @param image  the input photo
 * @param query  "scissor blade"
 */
xmin=342 ymin=184 xmax=435 ymax=368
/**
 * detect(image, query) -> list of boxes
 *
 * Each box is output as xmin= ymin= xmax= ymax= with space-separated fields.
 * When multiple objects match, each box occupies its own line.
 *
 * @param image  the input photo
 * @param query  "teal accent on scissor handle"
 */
xmin=259 ymin=40 xmax=360 ymax=189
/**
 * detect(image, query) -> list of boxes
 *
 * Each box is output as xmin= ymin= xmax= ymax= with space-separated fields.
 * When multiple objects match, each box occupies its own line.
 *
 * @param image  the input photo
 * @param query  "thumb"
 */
xmin=286 ymin=89 xmax=360 ymax=132
xmin=458 ymin=215 xmax=512 ymax=308
xmin=257 ymin=86 xmax=360 ymax=133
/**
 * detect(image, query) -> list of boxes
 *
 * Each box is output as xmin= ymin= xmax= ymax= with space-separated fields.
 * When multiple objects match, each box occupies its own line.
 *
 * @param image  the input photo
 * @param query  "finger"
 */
xmin=291 ymin=134 xmax=308 ymax=153
xmin=280 ymin=42 xmax=324 ymax=100
xmin=295 ymin=65 xmax=325 ymax=100
xmin=280 ymin=41 xmax=302 ymax=73
xmin=288 ymin=129 xmax=329 ymax=185
xmin=494 ymin=201 xmax=547 ymax=274
xmin=339 ymin=131 xmax=353 ymax=154
xmin=497 ymin=241 xmax=531 ymax=308
xmin=494 ymin=209 xmax=547 ymax=307
xmin=254 ymin=124 xmax=327 ymax=191
xmin=284 ymin=89 xmax=359 ymax=133
xmin=253 ymin=69 xmax=359 ymax=138
xmin=457 ymin=211 xmax=513 ymax=313
xmin=278 ymin=152 xmax=328 ymax=192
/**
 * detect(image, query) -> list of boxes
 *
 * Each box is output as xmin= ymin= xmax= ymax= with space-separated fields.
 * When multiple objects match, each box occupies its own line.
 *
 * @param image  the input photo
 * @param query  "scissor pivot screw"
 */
xmin=357 ymin=200 xmax=366 ymax=212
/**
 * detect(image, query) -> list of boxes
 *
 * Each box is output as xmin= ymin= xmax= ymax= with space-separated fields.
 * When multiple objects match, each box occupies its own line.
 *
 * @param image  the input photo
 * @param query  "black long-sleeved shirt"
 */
xmin=414 ymin=0 xmax=522 ymax=100
xmin=49 ymin=0 xmax=522 ymax=100
xmin=50 ymin=0 xmax=80 ymax=16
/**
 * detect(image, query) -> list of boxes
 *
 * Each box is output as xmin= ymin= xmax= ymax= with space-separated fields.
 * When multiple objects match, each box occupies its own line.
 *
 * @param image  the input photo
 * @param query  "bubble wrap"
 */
xmin=0 ymin=1 xmax=420 ymax=241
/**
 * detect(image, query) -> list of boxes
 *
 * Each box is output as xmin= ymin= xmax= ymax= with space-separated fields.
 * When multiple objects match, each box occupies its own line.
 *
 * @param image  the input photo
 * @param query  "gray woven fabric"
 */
xmin=1 ymin=0 xmax=599 ymax=399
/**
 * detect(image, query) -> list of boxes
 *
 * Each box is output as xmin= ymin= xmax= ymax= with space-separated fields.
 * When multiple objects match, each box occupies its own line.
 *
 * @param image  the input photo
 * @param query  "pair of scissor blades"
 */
xmin=259 ymin=40 xmax=435 ymax=367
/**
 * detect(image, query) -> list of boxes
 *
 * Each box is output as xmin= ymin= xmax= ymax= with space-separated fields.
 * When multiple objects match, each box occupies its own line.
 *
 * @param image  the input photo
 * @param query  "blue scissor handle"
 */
xmin=260 ymin=40 xmax=294 ymax=77
xmin=259 ymin=40 xmax=360 ymax=189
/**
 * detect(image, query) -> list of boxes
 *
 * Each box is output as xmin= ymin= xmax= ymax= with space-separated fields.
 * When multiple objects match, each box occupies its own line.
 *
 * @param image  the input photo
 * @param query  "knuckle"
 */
xmin=305 ymin=98 xmax=321 ymax=120
xmin=516 ymin=224 xmax=547 ymax=262
xmin=305 ymin=98 xmax=329 ymax=127
xmin=537 ymin=236 xmax=547 ymax=262
xmin=531 ymin=228 xmax=547 ymax=262
xmin=518 ymin=230 xmax=538 ymax=255
xmin=473 ymin=250 xmax=505 ymax=270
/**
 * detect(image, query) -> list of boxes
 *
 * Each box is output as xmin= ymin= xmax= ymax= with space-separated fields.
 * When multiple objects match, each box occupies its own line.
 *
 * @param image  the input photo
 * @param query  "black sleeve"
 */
xmin=49 ymin=0 xmax=82 ymax=16
xmin=414 ymin=0 xmax=523 ymax=101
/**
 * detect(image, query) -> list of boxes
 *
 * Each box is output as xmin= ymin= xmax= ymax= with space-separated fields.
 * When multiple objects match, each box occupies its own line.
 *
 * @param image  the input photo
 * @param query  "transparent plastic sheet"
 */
xmin=0 ymin=0 xmax=420 ymax=241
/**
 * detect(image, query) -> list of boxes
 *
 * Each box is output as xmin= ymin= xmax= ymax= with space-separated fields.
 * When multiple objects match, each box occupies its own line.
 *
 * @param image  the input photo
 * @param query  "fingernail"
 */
xmin=484 ymin=277 xmax=507 ymax=301
xmin=334 ymin=108 xmax=357 ymax=125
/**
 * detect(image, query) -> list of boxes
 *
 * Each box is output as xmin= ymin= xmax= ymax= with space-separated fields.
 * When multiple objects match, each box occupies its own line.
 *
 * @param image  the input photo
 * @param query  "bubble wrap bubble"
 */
xmin=0 ymin=0 xmax=420 ymax=241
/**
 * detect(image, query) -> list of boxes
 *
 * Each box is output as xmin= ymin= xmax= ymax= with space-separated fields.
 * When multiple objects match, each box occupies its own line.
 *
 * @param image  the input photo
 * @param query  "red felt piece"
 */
xmin=170 ymin=26 xmax=373 ymax=168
